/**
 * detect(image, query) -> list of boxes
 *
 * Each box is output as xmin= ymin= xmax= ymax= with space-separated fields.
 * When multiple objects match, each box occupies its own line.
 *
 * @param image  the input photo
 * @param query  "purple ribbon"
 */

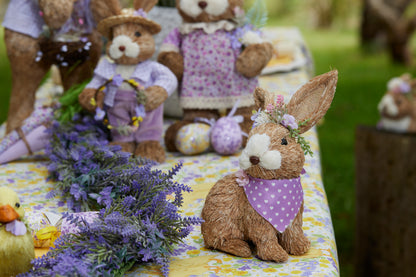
xmin=6 ymin=220 xmax=27 ymax=236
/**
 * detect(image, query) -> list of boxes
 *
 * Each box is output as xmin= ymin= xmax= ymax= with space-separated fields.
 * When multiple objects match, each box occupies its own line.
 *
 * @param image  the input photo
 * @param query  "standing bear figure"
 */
xmin=158 ymin=0 xmax=273 ymax=152
xmin=78 ymin=0 xmax=177 ymax=163
xmin=201 ymin=71 xmax=338 ymax=262
xmin=377 ymin=73 xmax=416 ymax=133
xmin=2 ymin=0 xmax=114 ymax=134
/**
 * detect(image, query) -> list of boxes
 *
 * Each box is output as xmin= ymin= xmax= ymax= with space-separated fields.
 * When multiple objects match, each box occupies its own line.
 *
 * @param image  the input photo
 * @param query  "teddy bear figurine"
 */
xmin=2 ymin=0 xmax=114 ymax=134
xmin=78 ymin=0 xmax=177 ymax=163
xmin=201 ymin=70 xmax=338 ymax=262
xmin=158 ymin=0 xmax=273 ymax=152
xmin=377 ymin=73 xmax=416 ymax=133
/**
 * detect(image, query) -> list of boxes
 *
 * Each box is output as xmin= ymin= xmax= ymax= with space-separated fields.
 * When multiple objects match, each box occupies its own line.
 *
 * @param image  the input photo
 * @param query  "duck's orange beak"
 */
xmin=0 ymin=204 xmax=19 ymax=223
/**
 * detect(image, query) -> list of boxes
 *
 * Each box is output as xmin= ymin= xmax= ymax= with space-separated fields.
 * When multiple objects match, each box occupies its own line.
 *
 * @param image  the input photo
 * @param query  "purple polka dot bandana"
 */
xmin=243 ymin=176 xmax=303 ymax=232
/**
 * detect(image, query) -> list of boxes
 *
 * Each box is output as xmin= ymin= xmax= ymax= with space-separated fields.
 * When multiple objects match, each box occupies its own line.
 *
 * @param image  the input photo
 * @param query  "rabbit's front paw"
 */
xmin=256 ymin=240 xmax=289 ymax=263
xmin=281 ymin=233 xmax=311 ymax=256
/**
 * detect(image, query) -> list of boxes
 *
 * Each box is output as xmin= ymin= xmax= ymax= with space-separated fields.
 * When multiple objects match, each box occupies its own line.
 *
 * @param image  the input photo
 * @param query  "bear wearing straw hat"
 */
xmin=78 ymin=0 xmax=177 ymax=163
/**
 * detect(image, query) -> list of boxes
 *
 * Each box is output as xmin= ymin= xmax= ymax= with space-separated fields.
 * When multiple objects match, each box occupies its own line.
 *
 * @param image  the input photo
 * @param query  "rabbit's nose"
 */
xmin=198 ymin=1 xmax=207 ymax=9
xmin=249 ymin=156 xmax=260 ymax=165
xmin=119 ymin=46 xmax=126 ymax=52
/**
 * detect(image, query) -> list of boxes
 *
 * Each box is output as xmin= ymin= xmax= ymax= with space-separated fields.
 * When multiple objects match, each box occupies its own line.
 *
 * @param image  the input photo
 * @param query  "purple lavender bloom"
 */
xmin=70 ymin=184 xmax=87 ymax=201
xmin=97 ymin=187 xmax=114 ymax=207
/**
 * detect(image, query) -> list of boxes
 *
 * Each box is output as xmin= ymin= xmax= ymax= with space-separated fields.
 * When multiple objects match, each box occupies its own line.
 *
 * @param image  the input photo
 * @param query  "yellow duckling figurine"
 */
xmin=0 ymin=187 xmax=34 ymax=277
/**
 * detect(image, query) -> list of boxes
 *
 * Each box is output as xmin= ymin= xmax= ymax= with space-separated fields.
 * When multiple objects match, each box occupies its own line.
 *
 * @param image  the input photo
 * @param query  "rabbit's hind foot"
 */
xmin=213 ymin=238 xmax=252 ymax=258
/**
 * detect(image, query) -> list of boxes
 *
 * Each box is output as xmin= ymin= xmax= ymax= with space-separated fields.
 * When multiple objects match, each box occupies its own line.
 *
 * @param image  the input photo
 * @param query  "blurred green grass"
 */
xmin=302 ymin=29 xmax=413 ymax=277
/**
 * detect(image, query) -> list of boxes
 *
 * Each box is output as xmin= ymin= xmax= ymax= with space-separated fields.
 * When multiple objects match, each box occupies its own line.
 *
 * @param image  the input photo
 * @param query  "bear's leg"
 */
xmin=135 ymin=140 xmax=165 ymax=163
xmin=4 ymin=30 xmax=50 ymax=133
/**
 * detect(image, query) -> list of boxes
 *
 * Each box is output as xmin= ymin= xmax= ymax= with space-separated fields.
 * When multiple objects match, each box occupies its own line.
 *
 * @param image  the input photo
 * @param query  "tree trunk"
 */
xmin=361 ymin=0 xmax=415 ymax=65
xmin=361 ymin=0 xmax=385 ymax=45
xmin=355 ymin=126 xmax=416 ymax=277
xmin=387 ymin=30 xmax=412 ymax=65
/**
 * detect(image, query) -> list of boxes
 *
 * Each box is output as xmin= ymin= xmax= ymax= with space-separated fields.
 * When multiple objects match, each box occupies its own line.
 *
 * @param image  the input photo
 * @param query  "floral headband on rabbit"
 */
xmin=251 ymin=94 xmax=313 ymax=156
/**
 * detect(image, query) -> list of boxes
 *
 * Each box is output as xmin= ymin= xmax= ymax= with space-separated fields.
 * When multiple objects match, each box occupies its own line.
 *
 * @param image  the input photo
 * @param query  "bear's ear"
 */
xmin=253 ymin=87 xmax=275 ymax=111
xmin=134 ymin=0 xmax=158 ymax=12
xmin=287 ymin=70 xmax=338 ymax=134
xmin=91 ymin=0 xmax=122 ymax=23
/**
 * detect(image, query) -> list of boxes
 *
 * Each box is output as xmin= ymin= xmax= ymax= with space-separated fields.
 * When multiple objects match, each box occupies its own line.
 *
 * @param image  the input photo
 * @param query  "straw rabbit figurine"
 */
xmin=78 ymin=0 xmax=177 ymax=163
xmin=201 ymin=70 xmax=338 ymax=262
xmin=2 ymin=0 xmax=115 ymax=134
xmin=377 ymin=73 xmax=416 ymax=133
xmin=158 ymin=0 xmax=273 ymax=152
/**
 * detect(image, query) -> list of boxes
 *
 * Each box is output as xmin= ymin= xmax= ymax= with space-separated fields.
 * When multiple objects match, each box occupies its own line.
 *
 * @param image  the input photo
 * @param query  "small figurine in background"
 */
xmin=378 ymin=73 xmax=416 ymax=133
xmin=1 ymin=0 xmax=114 ymax=134
xmin=0 ymin=187 xmax=35 ymax=277
xmin=78 ymin=0 xmax=177 ymax=163
xmin=201 ymin=71 xmax=338 ymax=262
xmin=158 ymin=0 xmax=273 ymax=153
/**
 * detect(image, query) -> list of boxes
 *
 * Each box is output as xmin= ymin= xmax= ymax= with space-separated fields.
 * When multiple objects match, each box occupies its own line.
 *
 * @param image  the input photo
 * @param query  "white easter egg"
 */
xmin=211 ymin=117 xmax=243 ymax=155
xmin=175 ymin=123 xmax=211 ymax=155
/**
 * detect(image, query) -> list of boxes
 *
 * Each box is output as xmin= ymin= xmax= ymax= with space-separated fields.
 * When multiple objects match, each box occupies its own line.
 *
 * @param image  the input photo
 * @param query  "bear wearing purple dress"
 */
xmin=158 ymin=0 xmax=273 ymax=153
xmin=163 ymin=25 xmax=258 ymax=110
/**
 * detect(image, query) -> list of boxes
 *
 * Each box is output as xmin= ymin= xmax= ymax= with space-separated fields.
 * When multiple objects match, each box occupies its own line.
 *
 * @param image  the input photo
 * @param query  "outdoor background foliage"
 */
xmin=1 ymin=1 xmax=415 ymax=276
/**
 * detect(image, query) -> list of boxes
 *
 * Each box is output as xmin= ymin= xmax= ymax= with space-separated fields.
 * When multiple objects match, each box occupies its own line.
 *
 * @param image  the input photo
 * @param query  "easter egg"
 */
xmin=211 ymin=117 xmax=243 ymax=155
xmin=175 ymin=123 xmax=211 ymax=155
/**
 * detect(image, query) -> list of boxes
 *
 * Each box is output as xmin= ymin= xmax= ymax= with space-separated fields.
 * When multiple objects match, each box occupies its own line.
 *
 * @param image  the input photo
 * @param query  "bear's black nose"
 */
xmin=250 ymin=156 xmax=260 ymax=165
xmin=198 ymin=1 xmax=207 ymax=9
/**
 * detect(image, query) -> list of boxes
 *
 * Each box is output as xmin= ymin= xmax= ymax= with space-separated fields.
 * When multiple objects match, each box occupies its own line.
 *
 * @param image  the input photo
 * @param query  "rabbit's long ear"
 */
xmin=91 ymin=0 xmax=122 ymax=22
xmin=253 ymin=87 xmax=275 ymax=110
xmin=287 ymin=70 xmax=338 ymax=134
xmin=134 ymin=0 xmax=159 ymax=12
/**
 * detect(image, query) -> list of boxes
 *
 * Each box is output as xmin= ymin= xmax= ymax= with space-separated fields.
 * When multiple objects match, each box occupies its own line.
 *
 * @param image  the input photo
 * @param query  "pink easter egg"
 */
xmin=211 ymin=117 xmax=242 ymax=155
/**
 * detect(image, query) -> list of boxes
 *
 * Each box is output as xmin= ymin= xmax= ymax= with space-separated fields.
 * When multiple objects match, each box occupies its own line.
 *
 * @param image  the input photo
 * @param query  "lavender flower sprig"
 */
xmin=32 ymin=113 xmax=201 ymax=276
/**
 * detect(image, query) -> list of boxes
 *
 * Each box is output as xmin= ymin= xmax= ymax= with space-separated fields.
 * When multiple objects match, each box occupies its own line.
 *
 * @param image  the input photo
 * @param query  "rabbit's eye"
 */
xmin=15 ymin=203 xmax=20 ymax=208
xmin=281 ymin=138 xmax=288 ymax=145
xmin=135 ymin=31 xmax=141 ymax=37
